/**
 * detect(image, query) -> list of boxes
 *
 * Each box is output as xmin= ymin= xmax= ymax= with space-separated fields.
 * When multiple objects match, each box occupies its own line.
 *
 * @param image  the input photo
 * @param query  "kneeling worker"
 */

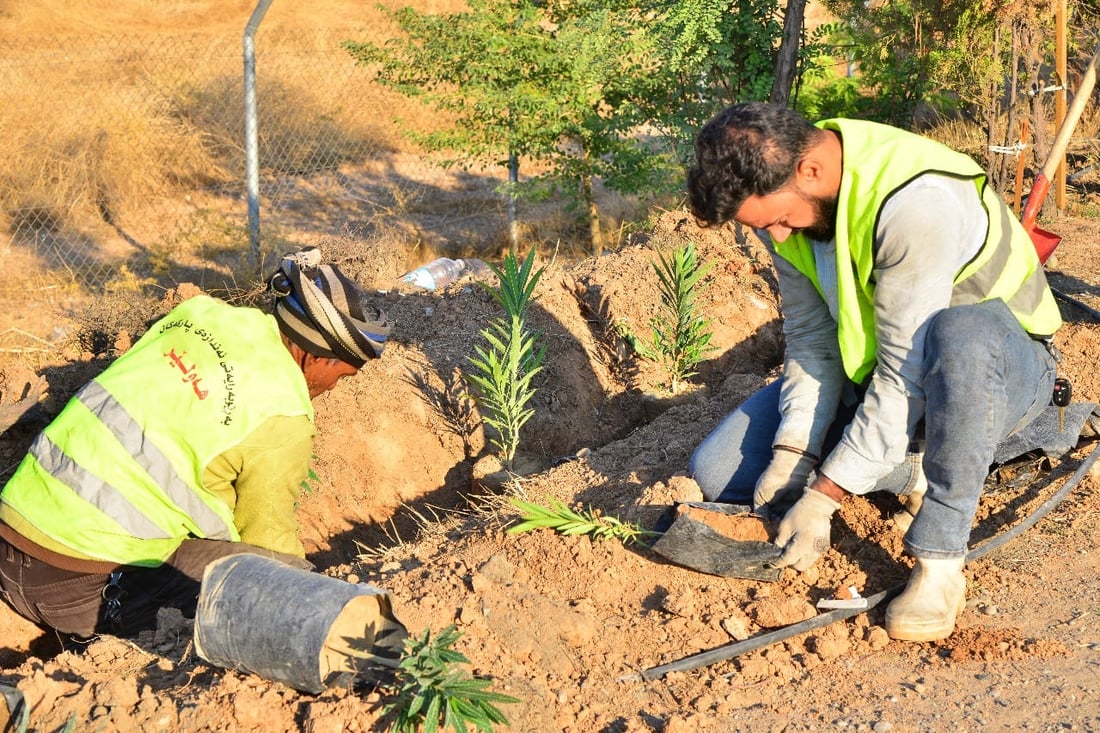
xmin=0 ymin=248 xmax=389 ymax=638
xmin=687 ymin=103 xmax=1061 ymax=641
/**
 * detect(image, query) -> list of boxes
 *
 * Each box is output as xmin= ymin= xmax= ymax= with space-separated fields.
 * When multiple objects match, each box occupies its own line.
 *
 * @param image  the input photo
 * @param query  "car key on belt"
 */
xmin=1053 ymin=378 xmax=1072 ymax=432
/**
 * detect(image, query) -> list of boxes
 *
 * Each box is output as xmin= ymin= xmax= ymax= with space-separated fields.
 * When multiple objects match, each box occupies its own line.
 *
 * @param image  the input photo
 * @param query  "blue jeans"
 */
xmin=690 ymin=383 xmax=926 ymax=505
xmin=913 ymin=300 xmax=1055 ymax=558
xmin=689 ymin=300 xmax=1055 ymax=558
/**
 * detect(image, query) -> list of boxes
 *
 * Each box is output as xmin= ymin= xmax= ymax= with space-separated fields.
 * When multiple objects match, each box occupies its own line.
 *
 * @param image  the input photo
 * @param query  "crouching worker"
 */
xmin=0 ymin=248 xmax=389 ymax=640
xmin=686 ymin=103 xmax=1062 ymax=642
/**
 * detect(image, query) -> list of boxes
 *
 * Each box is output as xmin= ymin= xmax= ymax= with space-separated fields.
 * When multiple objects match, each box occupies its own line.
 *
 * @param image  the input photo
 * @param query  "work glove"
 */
xmin=753 ymin=447 xmax=817 ymax=519
xmin=773 ymin=489 xmax=840 ymax=572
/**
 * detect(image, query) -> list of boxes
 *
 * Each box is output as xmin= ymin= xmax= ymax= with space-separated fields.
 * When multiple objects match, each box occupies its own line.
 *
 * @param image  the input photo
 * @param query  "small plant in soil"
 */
xmin=629 ymin=241 xmax=715 ymax=394
xmin=384 ymin=624 xmax=518 ymax=733
xmin=465 ymin=249 xmax=545 ymax=470
xmin=507 ymin=497 xmax=658 ymax=546
xmin=298 ymin=454 xmax=320 ymax=494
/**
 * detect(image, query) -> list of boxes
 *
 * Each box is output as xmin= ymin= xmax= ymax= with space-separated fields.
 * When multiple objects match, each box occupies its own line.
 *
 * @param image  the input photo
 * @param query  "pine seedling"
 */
xmin=643 ymin=242 xmax=715 ymax=394
xmin=385 ymin=625 xmax=518 ymax=733
xmin=465 ymin=249 xmax=546 ymax=470
xmin=507 ymin=497 xmax=658 ymax=546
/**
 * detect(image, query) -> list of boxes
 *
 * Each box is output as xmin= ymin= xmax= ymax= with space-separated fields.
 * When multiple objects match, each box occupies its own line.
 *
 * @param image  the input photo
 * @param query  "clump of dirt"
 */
xmin=678 ymin=505 xmax=774 ymax=542
xmin=2 ymin=210 xmax=1100 ymax=731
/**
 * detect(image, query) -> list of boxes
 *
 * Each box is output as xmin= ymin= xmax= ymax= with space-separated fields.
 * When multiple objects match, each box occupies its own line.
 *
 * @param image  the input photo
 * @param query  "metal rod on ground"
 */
xmin=626 ymin=438 xmax=1100 ymax=682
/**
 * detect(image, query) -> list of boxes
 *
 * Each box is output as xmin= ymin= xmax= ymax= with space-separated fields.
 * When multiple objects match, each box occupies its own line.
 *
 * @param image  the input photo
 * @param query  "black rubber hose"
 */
xmin=628 ymin=438 xmax=1100 ymax=682
xmin=1052 ymin=287 xmax=1100 ymax=322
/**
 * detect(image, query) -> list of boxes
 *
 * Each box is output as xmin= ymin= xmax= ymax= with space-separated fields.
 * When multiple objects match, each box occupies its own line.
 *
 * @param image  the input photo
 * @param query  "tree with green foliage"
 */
xmin=814 ymin=0 xmax=943 ymax=126
xmin=345 ymin=0 xmax=850 ymax=253
xmin=812 ymin=0 xmax=1071 ymax=193
xmin=814 ymin=0 xmax=1059 ymax=131
xmin=631 ymin=0 xmax=787 ymax=167
xmin=344 ymin=0 xmax=675 ymax=253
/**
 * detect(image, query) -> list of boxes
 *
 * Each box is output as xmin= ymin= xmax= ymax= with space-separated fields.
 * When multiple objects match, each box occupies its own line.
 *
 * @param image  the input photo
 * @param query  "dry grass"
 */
xmin=0 ymin=30 xmax=395 ymax=236
xmin=0 ymin=62 xmax=228 ymax=229
xmin=0 ymin=1 xmax=446 ymax=237
xmin=1 ymin=0 xmax=645 ymax=289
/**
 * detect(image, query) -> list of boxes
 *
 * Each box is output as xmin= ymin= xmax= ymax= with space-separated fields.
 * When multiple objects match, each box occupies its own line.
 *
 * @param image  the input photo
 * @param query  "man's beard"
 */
xmin=799 ymin=194 xmax=838 ymax=241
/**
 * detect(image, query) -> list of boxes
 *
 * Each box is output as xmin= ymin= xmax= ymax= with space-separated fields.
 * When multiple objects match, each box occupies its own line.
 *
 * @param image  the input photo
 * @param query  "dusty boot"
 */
xmin=891 ymin=470 xmax=927 ymax=533
xmin=885 ymin=557 xmax=966 ymax=641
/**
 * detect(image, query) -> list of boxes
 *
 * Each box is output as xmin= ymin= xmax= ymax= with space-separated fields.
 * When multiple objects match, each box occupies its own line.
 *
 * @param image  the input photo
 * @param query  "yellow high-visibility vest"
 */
xmin=775 ymin=118 xmax=1061 ymax=383
xmin=0 ymin=296 xmax=313 ymax=565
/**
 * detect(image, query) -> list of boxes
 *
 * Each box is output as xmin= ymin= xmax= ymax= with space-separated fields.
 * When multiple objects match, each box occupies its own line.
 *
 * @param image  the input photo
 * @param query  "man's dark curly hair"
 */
xmin=687 ymin=102 xmax=823 ymax=227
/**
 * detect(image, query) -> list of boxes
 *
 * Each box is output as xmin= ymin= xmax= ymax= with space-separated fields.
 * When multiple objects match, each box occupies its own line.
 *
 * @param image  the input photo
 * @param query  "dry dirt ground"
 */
xmin=3 ymin=209 xmax=1100 ymax=732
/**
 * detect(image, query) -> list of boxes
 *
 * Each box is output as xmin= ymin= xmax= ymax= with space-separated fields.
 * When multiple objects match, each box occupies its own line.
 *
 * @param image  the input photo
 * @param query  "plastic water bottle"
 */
xmin=401 ymin=257 xmax=466 ymax=290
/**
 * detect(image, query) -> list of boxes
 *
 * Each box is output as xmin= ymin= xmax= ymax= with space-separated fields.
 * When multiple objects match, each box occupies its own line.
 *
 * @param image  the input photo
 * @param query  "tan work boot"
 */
xmin=884 ymin=557 xmax=966 ymax=641
xmin=892 ymin=470 xmax=927 ymax=533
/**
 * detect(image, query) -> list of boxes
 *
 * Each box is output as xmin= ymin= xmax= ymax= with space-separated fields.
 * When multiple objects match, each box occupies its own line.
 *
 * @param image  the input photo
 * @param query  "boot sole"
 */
xmin=885 ymin=624 xmax=955 ymax=642
xmin=885 ymin=596 xmax=966 ymax=642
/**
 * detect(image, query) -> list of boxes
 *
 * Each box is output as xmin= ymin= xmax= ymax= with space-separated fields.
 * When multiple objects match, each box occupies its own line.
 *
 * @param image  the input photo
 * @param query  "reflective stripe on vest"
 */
xmin=950 ymin=190 xmax=1056 ymax=320
xmin=53 ymin=381 xmax=232 ymax=540
xmin=27 ymin=429 xmax=168 ymax=540
xmin=0 ymin=296 xmax=313 ymax=565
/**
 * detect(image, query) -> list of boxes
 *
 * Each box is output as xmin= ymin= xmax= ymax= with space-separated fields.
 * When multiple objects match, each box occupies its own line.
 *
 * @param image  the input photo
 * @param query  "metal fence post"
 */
xmin=244 ymin=0 xmax=274 ymax=270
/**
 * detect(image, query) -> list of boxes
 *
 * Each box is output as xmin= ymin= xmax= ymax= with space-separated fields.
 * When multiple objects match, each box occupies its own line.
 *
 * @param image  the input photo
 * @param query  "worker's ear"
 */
xmin=283 ymin=337 xmax=310 ymax=369
xmin=794 ymin=152 xmax=826 ymax=189
xmin=793 ymin=133 xmax=840 ymax=197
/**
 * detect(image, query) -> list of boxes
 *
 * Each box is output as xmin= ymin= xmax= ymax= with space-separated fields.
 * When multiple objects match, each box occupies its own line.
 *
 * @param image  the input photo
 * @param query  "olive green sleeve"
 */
xmin=202 ymin=414 xmax=316 ymax=558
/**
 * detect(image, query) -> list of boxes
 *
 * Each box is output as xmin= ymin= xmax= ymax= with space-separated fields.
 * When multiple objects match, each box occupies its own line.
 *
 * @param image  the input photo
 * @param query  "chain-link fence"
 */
xmin=0 ymin=22 xmax=388 ymax=290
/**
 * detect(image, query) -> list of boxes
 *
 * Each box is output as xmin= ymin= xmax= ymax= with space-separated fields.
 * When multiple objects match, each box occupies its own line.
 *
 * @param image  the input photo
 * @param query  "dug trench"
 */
xmin=2 ymin=210 xmax=1100 ymax=730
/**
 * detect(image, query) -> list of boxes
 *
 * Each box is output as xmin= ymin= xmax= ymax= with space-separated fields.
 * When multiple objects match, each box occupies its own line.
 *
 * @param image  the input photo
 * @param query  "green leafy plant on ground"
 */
xmin=507 ymin=497 xmax=658 ymax=546
xmin=384 ymin=625 xmax=518 ymax=733
xmin=465 ymin=249 xmax=546 ymax=470
xmin=628 ymin=241 xmax=715 ymax=394
xmin=299 ymin=459 xmax=320 ymax=495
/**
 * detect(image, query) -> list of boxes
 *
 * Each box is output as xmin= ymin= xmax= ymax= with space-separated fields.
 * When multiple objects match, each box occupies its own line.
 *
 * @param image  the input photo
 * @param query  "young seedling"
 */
xmin=637 ymin=242 xmax=715 ymax=394
xmin=507 ymin=497 xmax=658 ymax=546
xmin=299 ymin=454 xmax=321 ymax=495
xmin=384 ymin=624 xmax=518 ymax=733
xmin=465 ymin=249 xmax=546 ymax=470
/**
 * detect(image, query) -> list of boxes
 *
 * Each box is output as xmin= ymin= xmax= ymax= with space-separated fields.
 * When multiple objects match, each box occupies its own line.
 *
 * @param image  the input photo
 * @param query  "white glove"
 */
xmin=753 ymin=448 xmax=816 ymax=519
xmin=773 ymin=489 xmax=840 ymax=572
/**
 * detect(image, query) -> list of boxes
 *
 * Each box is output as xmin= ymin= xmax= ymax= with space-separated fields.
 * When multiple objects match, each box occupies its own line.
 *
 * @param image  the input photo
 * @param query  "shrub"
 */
xmin=465 ymin=249 xmax=545 ymax=470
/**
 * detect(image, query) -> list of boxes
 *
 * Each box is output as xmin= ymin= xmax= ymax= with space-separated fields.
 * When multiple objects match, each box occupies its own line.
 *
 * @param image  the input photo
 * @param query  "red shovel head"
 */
xmin=1030 ymin=225 xmax=1062 ymax=265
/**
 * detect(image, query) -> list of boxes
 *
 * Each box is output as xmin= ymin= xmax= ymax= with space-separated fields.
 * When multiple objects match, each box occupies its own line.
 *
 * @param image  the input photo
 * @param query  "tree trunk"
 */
xmin=582 ymin=172 xmax=603 ymax=255
xmin=770 ymin=0 xmax=807 ymax=106
xmin=507 ymin=151 xmax=519 ymax=250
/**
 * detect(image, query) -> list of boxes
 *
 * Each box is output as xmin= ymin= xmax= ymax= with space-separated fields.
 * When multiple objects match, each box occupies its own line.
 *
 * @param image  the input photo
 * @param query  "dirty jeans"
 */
xmin=689 ymin=300 xmax=1056 ymax=558
xmin=0 ymin=537 xmax=311 ymax=638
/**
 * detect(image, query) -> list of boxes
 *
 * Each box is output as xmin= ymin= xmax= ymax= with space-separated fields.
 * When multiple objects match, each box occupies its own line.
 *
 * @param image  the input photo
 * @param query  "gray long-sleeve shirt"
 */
xmin=766 ymin=173 xmax=987 ymax=494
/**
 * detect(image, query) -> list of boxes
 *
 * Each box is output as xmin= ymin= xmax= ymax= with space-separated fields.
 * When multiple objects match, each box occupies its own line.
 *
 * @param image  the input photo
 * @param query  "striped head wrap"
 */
xmin=268 ymin=248 xmax=389 ymax=368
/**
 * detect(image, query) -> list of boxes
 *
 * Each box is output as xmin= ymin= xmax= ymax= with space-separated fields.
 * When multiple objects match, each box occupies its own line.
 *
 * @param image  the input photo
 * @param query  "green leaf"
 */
xmin=463 ymin=250 xmax=545 ymax=469
xmin=641 ymin=242 xmax=715 ymax=394
xmin=384 ymin=625 xmax=516 ymax=732
xmin=506 ymin=497 xmax=658 ymax=546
